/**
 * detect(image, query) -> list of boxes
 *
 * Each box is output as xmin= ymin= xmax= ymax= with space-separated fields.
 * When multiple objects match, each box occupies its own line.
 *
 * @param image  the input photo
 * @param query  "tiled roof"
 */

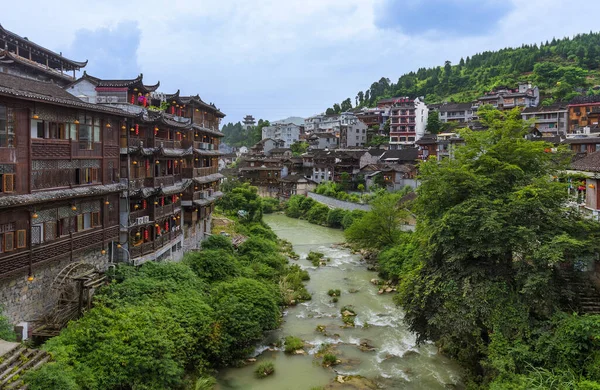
xmin=571 ymin=151 xmax=600 ymax=172
xmin=77 ymin=71 xmax=160 ymax=92
xmin=522 ymin=102 xmax=568 ymax=113
xmin=0 ymin=183 xmax=124 ymax=208
xmin=0 ymin=72 xmax=131 ymax=116
xmin=569 ymin=95 xmax=600 ymax=105
xmin=380 ymin=148 xmax=419 ymax=161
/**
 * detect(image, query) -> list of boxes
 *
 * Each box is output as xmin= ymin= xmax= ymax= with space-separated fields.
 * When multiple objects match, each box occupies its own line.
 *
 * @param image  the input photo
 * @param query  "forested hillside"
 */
xmin=327 ymin=32 xmax=600 ymax=113
xmin=221 ymin=119 xmax=270 ymax=147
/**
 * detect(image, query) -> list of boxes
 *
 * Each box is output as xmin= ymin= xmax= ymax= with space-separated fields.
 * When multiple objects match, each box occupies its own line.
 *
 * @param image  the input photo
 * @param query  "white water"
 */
xmin=216 ymin=214 xmax=463 ymax=389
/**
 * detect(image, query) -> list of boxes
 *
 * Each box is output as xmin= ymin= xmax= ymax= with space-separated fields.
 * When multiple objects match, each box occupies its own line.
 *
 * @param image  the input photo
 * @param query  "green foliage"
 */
xmin=25 ymin=197 xmax=308 ymax=389
xmin=202 ymin=234 xmax=234 ymax=252
xmin=366 ymin=134 xmax=389 ymax=147
xmin=327 ymin=289 xmax=341 ymax=297
xmin=388 ymin=108 xmax=600 ymax=385
xmin=322 ymin=354 xmax=338 ymax=367
xmin=218 ymin=182 xmax=263 ymax=222
xmin=340 ymin=32 xmax=600 ymax=110
xmin=426 ymin=110 xmax=442 ymax=134
xmin=306 ymin=203 xmax=329 ymax=225
xmin=221 ymin=119 xmax=270 ymax=147
xmin=284 ymin=336 xmax=304 ymax=353
xmin=0 ymin=306 xmax=15 ymax=341
xmin=345 ymin=192 xmax=411 ymax=249
xmin=254 ymin=361 xmax=275 ymax=378
xmin=326 ymin=208 xmax=346 ymax=228
xmin=184 ymin=249 xmax=240 ymax=282
xmin=261 ymin=197 xmax=281 ymax=214
xmin=195 ymin=376 xmax=217 ymax=390
xmin=307 ymin=251 xmax=325 ymax=266
xmin=290 ymin=141 xmax=309 ymax=156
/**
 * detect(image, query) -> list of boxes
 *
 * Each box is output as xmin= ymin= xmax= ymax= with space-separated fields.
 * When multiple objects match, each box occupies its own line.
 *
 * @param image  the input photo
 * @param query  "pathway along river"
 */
xmin=216 ymin=214 xmax=463 ymax=389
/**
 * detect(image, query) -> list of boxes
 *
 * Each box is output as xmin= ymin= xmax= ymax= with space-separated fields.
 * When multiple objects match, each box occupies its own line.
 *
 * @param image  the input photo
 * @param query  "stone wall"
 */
xmin=307 ymin=192 xmax=371 ymax=212
xmin=0 ymin=249 xmax=109 ymax=325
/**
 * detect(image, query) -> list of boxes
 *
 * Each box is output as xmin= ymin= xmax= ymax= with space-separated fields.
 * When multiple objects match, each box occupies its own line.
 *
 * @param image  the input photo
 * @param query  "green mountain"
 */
xmin=331 ymin=32 xmax=600 ymax=111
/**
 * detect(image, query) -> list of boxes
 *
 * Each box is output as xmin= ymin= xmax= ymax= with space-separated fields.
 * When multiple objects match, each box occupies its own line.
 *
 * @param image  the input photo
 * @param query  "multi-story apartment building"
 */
xmin=67 ymin=79 xmax=225 ymax=264
xmin=437 ymin=103 xmax=474 ymax=123
xmin=521 ymin=102 xmax=568 ymax=136
xmin=567 ymin=95 xmax=600 ymax=134
xmin=308 ymin=133 xmax=339 ymax=150
xmin=261 ymin=123 xmax=303 ymax=148
xmin=474 ymin=83 xmax=539 ymax=112
xmin=304 ymin=112 xmax=361 ymax=136
xmin=388 ymin=97 xmax=428 ymax=149
xmin=339 ymin=122 xmax=368 ymax=148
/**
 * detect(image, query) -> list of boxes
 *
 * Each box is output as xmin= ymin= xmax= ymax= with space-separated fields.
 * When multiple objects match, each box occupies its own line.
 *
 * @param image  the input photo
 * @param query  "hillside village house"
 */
xmin=522 ymin=102 xmax=569 ymax=136
xmin=568 ymin=95 xmax=600 ymax=134
xmin=261 ymin=123 xmax=303 ymax=148
xmin=388 ymin=97 xmax=428 ymax=149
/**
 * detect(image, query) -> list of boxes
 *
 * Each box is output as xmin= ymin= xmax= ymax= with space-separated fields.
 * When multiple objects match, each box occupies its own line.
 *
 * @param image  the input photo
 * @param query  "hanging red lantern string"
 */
xmin=135 ymin=124 xmax=139 ymax=135
xmin=161 ymin=197 xmax=165 ymax=206
xmin=142 ymin=199 xmax=147 ymax=209
xmin=171 ymin=106 xmax=175 ymax=114
xmin=130 ymin=94 xmax=135 ymax=104
xmin=145 ymin=160 xmax=150 ymax=170
xmin=144 ymin=229 xmax=149 ymax=240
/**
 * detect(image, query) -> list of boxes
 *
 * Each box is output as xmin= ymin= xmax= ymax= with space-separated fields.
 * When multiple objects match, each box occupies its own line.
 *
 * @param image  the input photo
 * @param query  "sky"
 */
xmin=3 ymin=0 xmax=600 ymax=124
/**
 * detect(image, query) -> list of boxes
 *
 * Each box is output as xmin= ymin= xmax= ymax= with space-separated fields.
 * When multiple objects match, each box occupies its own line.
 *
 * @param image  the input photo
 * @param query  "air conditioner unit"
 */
xmin=96 ymin=96 xmax=106 ymax=103
xmin=136 ymin=217 xmax=144 ymax=225
xmin=108 ymin=96 xmax=119 ymax=103
xmin=142 ymin=216 xmax=150 ymax=223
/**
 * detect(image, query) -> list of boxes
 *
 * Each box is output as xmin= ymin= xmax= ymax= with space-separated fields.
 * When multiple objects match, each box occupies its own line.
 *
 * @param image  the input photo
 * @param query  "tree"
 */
xmin=397 ymin=108 xmax=600 ymax=383
xmin=383 ymin=119 xmax=390 ymax=135
xmin=333 ymin=103 xmax=341 ymax=114
xmin=341 ymin=98 xmax=352 ymax=112
xmin=345 ymin=192 xmax=410 ymax=249
xmin=325 ymin=108 xmax=335 ymax=115
xmin=290 ymin=141 xmax=309 ymax=156
xmin=358 ymin=91 xmax=364 ymax=105
xmin=218 ymin=182 xmax=263 ymax=222
xmin=426 ymin=110 xmax=442 ymax=134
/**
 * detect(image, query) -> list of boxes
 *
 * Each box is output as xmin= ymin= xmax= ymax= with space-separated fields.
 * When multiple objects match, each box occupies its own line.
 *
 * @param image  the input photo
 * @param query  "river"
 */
xmin=216 ymin=214 xmax=463 ymax=389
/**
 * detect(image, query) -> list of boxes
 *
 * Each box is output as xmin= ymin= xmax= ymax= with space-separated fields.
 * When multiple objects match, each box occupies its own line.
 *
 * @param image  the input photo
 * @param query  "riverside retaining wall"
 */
xmin=307 ymin=192 xmax=372 ymax=212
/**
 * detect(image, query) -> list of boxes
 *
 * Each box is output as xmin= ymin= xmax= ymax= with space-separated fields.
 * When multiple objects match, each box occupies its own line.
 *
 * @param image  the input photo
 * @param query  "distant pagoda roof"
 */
xmin=76 ymin=71 xmax=160 ymax=93
xmin=0 ymin=24 xmax=87 ymax=70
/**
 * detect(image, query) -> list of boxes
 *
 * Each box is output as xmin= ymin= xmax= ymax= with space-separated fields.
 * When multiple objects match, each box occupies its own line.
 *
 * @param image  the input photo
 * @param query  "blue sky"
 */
xmin=2 ymin=0 xmax=599 ymax=124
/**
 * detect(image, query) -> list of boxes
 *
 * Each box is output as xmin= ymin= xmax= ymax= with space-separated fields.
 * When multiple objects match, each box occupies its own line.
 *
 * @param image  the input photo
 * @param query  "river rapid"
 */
xmin=216 ymin=214 xmax=463 ymax=389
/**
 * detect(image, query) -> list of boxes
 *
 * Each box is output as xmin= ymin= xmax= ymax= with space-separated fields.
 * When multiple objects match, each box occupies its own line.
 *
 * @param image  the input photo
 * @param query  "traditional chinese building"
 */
xmin=0 ymin=71 xmax=130 ymax=324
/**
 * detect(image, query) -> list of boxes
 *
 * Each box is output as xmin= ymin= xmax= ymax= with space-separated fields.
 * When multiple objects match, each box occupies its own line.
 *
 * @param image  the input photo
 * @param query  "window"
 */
xmin=92 ymin=212 xmax=101 ymax=227
xmin=1 ymin=173 xmax=15 ymax=193
xmin=4 ymin=232 xmax=14 ymax=252
xmin=16 ymin=230 xmax=26 ymax=249
xmin=0 ymin=105 xmax=15 ymax=147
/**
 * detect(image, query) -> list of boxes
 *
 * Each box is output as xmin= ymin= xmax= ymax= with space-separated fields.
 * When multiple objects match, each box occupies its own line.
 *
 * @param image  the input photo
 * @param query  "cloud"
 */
xmin=69 ymin=22 xmax=142 ymax=79
xmin=375 ymin=0 xmax=513 ymax=36
xmin=4 ymin=0 xmax=600 ymax=125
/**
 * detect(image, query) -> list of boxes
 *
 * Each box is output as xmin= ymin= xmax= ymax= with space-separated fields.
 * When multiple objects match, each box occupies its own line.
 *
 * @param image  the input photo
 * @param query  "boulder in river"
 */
xmin=325 ymin=375 xmax=378 ymax=389
xmin=370 ymin=278 xmax=380 ymax=285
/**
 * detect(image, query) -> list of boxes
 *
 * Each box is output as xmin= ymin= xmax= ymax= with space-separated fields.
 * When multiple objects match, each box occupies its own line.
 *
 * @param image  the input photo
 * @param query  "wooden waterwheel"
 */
xmin=32 ymin=262 xmax=106 ymax=340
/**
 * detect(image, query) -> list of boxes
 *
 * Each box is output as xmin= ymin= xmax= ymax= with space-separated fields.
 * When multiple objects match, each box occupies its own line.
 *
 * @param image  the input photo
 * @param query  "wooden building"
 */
xmin=568 ymin=95 xmax=600 ymax=134
xmin=0 ymin=71 xmax=130 ymax=324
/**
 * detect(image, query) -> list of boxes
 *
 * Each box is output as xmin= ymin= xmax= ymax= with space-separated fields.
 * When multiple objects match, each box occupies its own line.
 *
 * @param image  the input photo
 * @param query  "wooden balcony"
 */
xmin=128 ymin=177 xmax=153 ymax=191
xmin=129 ymin=230 xmax=182 ymax=259
xmin=155 ymin=138 xmax=182 ymax=149
xmin=154 ymin=176 xmax=174 ymax=187
xmin=154 ymin=201 xmax=180 ymax=218
xmin=0 ymin=225 xmax=119 ymax=279
xmin=73 ymin=141 xmax=102 ymax=157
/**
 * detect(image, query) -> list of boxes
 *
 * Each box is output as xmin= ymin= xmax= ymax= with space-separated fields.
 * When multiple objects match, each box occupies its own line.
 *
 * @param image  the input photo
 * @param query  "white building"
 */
xmin=262 ymin=123 xmax=303 ymax=148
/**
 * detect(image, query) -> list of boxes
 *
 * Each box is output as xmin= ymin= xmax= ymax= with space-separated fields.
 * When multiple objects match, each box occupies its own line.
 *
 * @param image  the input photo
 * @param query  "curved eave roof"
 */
xmin=0 ymin=72 xmax=132 ymax=117
xmin=136 ymin=111 xmax=192 ymax=130
xmin=127 ymin=146 xmax=194 ymax=157
xmin=193 ymin=173 xmax=224 ymax=184
xmin=192 ymin=124 xmax=224 ymax=137
xmin=181 ymin=94 xmax=226 ymax=118
xmin=130 ymin=180 xmax=192 ymax=198
xmin=79 ymin=71 xmax=160 ymax=93
xmin=0 ymin=24 xmax=88 ymax=68
xmin=0 ymin=50 xmax=75 ymax=82
xmin=194 ymin=149 xmax=222 ymax=157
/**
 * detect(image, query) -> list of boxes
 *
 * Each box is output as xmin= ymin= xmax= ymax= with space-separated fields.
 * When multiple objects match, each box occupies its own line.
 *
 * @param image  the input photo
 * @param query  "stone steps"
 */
xmin=560 ymin=270 xmax=600 ymax=315
xmin=0 ymin=342 xmax=49 ymax=389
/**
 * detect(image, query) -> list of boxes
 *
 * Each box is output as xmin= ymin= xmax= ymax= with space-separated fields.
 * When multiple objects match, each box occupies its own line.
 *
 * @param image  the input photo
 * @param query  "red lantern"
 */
xmin=144 ymin=229 xmax=149 ymax=240
xmin=165 ymin=221 xmax=169 ymax=230
xmin=145 ymin=160 xmax=150 ymax=170
xmin=161 ymin=197 xmax=165 ymax=206
xmin=142 ymin=200 xmax=147 ymax=209
xmin=135 ymin=124 xmax=139 ymax=135
xmin=155 ymin=225 xmax=161 ymax=235
xmin=171 ymin=106 xmax=175 ymax=114
xmin=130 ymin=94 xmax=135 ymax=104
xmin=172 ymin=195 xmax=176 ymax=203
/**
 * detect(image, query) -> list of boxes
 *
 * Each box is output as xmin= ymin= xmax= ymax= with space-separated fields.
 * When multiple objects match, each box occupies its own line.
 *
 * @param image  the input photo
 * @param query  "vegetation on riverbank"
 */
xmin=348 ymin=107 xmax=600 ymax=388
xmin=284 ymin=195 xmax=365 ymax=229
xmin=24 ymin=183 xmax=309 ymax=390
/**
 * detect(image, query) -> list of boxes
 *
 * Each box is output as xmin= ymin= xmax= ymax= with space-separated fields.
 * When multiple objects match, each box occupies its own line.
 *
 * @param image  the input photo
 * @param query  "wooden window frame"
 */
xmin=16 ymin=229 xmax=26 ymax=249
xmin=91 ymin=212 xmax=101 ymax=228
xmin=2 ymin=173 xmax=15 ymax=193
xmin=4 ymin=231 xmax=14 ymax=252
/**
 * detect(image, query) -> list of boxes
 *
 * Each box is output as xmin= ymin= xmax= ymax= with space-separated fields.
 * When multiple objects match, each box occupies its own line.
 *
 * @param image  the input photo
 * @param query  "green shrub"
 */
xmin=322 ymin=354 xmax=338 ymax=367
xmin=326 ymin=208 xmax=346 ymax=228
xmin=306 ymin=203 xmax=329 ymax=225
xmin=327 ymin=289 xmax=341 ymax=297
xmin=0 ymin=305 xmax=15 ymax=341
xmin=284 ymin=335 xmax=304 ymax=353
xmin=307 ymin=251 xmax=325 ymax=266
xmin=24 ymin=362 xmax=79 ymax=390
xmin=262 ymin=197 xmax=281 ymax=214
xmin=184 ymin=249 xmax=240 ymax=282
xmin=201 ymin=234 xmax=234 ymax=252
xmin=195 ymin=376 xmax=217 ymax=390
xmin=255 ymin=361 xmax=275 ymax=378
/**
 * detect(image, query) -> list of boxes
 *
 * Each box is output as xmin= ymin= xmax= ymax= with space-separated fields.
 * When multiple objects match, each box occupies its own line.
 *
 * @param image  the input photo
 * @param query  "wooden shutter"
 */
xmin=16 ymin=230 xmax=26 ymax=248
xmin=4 ymin=232 xmax=14 ymax=252
xmin=2 ymin=174 xmax=14 ymax=193
xmin=77 ymin=214 xmax=83 ymax=231
xmin=92 ymin=212 xmax=101 ymax=227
